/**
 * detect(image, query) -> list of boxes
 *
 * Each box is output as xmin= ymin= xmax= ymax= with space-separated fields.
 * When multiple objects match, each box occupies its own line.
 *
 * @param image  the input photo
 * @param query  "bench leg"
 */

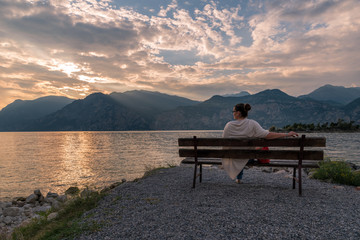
xmin=293 ymin=167 xmax=296 ymax=189
xmin=298 ymin=166 xmax=302 ymax=196
xmin=192 ymin=163 xmax=197 ymax=188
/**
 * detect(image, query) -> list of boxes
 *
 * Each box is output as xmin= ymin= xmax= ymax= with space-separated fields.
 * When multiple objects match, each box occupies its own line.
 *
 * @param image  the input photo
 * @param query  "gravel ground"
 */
xmin=74 ymin=165 xmax=360 ymax=240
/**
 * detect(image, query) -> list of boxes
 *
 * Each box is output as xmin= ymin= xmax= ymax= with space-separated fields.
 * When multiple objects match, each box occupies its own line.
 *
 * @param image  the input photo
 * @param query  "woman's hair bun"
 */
xmin=234 ymin=103 xmax=251 ymax=118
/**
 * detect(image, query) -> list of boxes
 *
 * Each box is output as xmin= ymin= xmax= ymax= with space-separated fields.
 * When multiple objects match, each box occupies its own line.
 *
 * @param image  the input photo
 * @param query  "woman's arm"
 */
xmin=265 ymin=131 xmax=298 ymax=139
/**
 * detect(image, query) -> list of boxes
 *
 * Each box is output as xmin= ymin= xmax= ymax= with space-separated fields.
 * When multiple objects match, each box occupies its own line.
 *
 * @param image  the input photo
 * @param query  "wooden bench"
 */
xmin=178 ymin=135 xmax=326 ymax=196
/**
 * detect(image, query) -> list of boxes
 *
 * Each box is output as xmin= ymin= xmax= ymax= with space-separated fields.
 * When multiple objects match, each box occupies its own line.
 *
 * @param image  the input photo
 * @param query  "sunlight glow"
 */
xmin=48 ymin=62 xmax=82 ymax=76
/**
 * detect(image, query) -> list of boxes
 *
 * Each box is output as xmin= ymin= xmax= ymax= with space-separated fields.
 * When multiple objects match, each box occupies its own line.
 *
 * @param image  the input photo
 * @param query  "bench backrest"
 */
xmin=178 ymin=135 xmax=326 ymax=160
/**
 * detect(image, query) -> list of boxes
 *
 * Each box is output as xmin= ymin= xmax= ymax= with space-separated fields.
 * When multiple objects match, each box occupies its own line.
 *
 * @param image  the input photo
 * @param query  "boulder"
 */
xmin=3 ymin=207 xmax=21 ymax=217
xmin=46 ymin=192 xmax=59 ymax=199
xmin=57 ymin=195 xmax=67 ymax=203
xmin=47 ymin=212 xmax=58 ymax=221
xmin=24 ymin=209 xmax=32 ymax=217
xmin=51 ymin=200 xmax=61 ymax=210
xmin=33 ymin=205 xmax=51 ymax=214
xmin=34 ymin=189 xmax=42 ymax=196
xmin=38 ymin=195 xmax=45 ymax=203
xmin=4 ymin=216 xmax=12 ymax=225
xmin=23 ymin=204 xmax=32 ymax=209
xmin=15 ymin=197 xmax=26 ymax=202
xmin=26 ymin=194 xmax=38 ymax=204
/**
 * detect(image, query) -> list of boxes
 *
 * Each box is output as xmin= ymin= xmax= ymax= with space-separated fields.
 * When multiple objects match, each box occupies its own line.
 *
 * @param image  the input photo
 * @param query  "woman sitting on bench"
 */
xmin=222 ymin=103 xmax=298 ymax=183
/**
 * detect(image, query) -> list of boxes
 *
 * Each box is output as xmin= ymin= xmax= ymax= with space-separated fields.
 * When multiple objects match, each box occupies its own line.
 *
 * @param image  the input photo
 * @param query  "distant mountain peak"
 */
xmin=222 ymin=91 xmax=250 ymax=97
xmin=255 ymin=89 xmax=291 ymax=97
xmin=298 ymin=84 xmax=360 ymax=105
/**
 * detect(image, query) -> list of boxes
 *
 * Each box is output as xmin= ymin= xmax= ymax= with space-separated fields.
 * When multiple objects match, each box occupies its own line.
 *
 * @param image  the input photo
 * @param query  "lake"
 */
xmin=0 ymin=131 xmax=359 ymax=201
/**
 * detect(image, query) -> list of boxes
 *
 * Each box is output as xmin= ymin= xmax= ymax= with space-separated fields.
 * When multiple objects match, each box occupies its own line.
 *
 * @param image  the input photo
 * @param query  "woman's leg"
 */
xmin=236 ymin=169 xmax=244 ymax=180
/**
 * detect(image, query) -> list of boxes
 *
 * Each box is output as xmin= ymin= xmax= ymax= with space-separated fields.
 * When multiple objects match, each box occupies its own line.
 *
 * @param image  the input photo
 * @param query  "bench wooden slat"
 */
xmin=179 ymin=149 xmax=324 ymax=160
xmin=181 ymin=157 xmax=321 ymax=168
xmin=178 ymin=137 xmax=326 ymax=147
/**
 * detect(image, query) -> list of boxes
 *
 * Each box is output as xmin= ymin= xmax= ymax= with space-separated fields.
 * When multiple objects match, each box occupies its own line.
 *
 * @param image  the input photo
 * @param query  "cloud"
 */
xmin=0 ymin=0 xmax=359 ymax=109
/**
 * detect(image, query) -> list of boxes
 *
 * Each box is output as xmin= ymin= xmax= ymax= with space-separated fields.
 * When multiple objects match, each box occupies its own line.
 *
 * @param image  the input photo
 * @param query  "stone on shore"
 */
xmin=25 ymin=194 xmax=38 ymax=204
xmin=0 ymin=187 xmax=100 ymax=237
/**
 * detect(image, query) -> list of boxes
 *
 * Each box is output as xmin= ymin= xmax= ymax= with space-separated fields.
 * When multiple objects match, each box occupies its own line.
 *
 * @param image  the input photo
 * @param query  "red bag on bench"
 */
xmin=258 ymin=147 xmax=270 ymax=163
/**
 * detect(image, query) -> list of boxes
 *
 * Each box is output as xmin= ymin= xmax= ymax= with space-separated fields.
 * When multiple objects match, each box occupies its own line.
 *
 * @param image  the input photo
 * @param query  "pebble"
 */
xmin=74 ymin=165 xmax=360 ymax=240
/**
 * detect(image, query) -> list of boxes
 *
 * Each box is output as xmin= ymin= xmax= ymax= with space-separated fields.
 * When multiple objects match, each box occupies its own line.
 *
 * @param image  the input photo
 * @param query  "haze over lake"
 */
xmin=0 ymin=131 xmax=359 ymax=201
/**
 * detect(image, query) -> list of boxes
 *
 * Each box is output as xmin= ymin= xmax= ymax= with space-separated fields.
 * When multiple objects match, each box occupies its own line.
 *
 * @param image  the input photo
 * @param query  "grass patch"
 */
xmin=312 ymin=160 xmax=360 ymax=186
xmin=10 ymin=192 xmax=105 ymax=240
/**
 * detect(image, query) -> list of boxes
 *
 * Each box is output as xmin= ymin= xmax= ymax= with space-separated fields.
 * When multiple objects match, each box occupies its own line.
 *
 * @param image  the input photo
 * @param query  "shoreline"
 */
xmin=2 ymin=165 xmax=360 ymax=239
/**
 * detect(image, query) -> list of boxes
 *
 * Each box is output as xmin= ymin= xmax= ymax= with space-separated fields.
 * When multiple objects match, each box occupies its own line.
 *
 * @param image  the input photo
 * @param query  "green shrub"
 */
xmin=312 ymin=160 xmax=360 ymax=186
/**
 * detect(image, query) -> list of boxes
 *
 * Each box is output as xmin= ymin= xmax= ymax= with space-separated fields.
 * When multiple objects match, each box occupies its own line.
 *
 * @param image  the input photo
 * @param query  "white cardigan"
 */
xmin=222 ymin=119 xmax=269 ymax=179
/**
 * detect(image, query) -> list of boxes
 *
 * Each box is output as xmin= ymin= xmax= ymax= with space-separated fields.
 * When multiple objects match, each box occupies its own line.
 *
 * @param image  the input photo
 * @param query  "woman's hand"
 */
xmin=287 ymin=131 xmax=298 ymax=137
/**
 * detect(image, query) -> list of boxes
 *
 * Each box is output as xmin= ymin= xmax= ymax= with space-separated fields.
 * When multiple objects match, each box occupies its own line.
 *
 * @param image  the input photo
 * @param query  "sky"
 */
xmin=0 ymin=0 xmax=359 ymax=109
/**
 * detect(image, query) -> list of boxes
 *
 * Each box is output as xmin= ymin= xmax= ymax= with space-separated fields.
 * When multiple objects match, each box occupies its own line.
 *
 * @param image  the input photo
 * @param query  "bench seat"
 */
xmin=181 ymin=157 xmax=321 ymax=168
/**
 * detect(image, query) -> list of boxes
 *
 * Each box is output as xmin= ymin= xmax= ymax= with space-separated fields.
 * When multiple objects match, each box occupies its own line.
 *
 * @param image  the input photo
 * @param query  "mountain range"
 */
xmin=0 ymin=85 xmax=359 ymax=131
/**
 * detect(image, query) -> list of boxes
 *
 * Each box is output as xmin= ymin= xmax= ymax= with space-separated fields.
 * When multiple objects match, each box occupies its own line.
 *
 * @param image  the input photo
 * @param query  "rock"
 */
xmin=45 ymin=197 xmax=55 ymax=204
xmin=24 ymin=209 xmax=32 ymax=217
xmin=26 ymin=194 xmax=38 ymax=204
xmin=348 ymin=162 xmax=360 ymax=170
xmin=38 ymin=195 xmax=45 ymax=203
xmin=80 ymin=189 xmax=97 ymax=198
xmin=31 ymin=214 xmax=42 ymax=220
xmin=262 ymin=168 xmax=272 ymax=173
xmin=110 ymin=182 xmax=122 ymax=189
xmin=3 ymin=207 xmax=21 ymax=217
xmin=307 ymin=171 xmax=315 ymax=179
xmin=355 ymin=186 xmax=360 ymax=191
xmin=19 ymin=218 xmax=32 ymax=228
xmin=34 ymin=189 xmax=42 ymax=196
xmin=16 ymin=201 xmax=26 ymax=207
xmin=46 ymin=192 xmax=59 ymax=199
xmin=333 ymin=185 xmax=345 ymax=189
xmin=4 ymin=202 xmax=12 ymax=208
xmin=65 ymin=187 xmax=80 ymax=195
xmin=274 ymin=170 xmax=286 ymax=175
xmin=47 ymin=212 xmax=58 ymax=221
xmin=51 ymin=200 xmax=61 ymax=210
xmin=15 ymin=197 xmax=26 ymax=202
xmin=23 ymin=204 xmax=32 ymax=209
xmin=33 ymin=205 xmax=51 ymax=213
xmin=4 ymin=216 xmax=12 ymax=225
xmin=57 ymin=195 xmax=67 ymax=203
